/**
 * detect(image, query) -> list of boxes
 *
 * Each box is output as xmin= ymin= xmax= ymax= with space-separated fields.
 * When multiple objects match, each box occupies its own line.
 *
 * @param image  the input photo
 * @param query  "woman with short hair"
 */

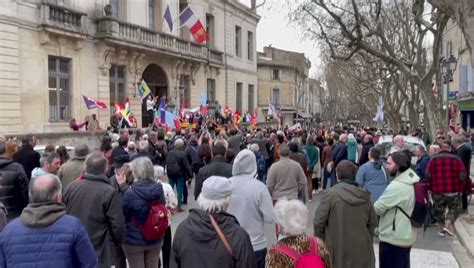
xmin=266 ymin=199 xmax=332 ymax=268
xmin=122 ymin=157 xmax=166 ymax=268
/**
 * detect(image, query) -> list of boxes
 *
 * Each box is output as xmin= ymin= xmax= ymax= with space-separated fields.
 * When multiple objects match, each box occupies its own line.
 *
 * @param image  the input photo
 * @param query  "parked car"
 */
xmin=34 ymin=145 xmax=75 ymax=158
xmin=377 ymin=135 xmax=426 ymax=166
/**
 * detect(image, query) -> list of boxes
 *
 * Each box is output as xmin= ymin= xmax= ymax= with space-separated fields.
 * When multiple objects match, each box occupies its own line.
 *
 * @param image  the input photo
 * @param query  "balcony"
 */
xmin=95 ymin=17 xmax=224 ymax=66
xmin=40 ymin=2 xmax=87 ymax=38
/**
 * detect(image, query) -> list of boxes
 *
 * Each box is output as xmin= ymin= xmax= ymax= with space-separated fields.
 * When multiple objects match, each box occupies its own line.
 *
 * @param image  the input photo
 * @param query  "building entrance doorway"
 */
xmin=141 ymin=64 xmax=168 ymax=127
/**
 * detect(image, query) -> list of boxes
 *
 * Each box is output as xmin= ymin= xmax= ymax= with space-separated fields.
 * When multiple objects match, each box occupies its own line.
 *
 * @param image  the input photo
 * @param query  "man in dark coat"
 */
xmin=13 ymin=134 xmax=40 ymax=181
xmin=173 ymin=176 xmax=257 ymax=268
xmin=314 ymin=160 xmax=377 ymax=268
xmin=414 ymin=145 xmax=430 ymax=179
xmin=359 ymin=135 xmax=374 ymax=166
xmin=0 ymin=174 xmax=97 ymax=267
xmin=194 ymin=143 xmax=233 ymax=200
xmin=227 ymin=129 xmax=243 ymax=154
xmin=452 ymin=136 xmax=472 ymax=211
xmin=0 ymin=138 xmax=29 ymax=221
xmin=63 ymin=152 xmax=125 ymax=268
xmin=166 ymin=139 xmax=192 ymax=211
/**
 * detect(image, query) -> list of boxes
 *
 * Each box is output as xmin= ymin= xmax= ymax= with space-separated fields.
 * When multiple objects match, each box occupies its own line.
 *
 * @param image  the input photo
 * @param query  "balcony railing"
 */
xmin=96 ymin=16 xmax=224 ymax=66
xmin=40 ymin=2 xmax=87 ymax=35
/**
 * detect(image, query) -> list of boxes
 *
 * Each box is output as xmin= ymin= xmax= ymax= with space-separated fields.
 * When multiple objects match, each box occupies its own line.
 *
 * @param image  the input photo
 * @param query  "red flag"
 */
xmin=174 ymin=118 xmax=181 ymax=131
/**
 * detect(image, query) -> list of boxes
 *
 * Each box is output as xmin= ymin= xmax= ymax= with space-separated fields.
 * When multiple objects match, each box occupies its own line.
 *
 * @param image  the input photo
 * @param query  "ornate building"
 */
xmin=0 ymin=0 xmax=259 ymax=133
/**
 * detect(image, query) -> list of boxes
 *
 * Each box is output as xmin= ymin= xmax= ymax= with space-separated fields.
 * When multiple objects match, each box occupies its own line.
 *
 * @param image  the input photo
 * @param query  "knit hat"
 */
xmin=201 ymin=176 xmax=233 ymax=200
xmin=232 ymin=149 xmax=257 ymax=176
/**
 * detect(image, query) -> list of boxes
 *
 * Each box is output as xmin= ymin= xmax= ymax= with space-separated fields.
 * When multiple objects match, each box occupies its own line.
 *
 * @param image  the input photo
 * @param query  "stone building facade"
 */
xmin=257 ymin=46 xmax=312 ymax=127
xmin=0 ymin=0 xmax=259 ymax=133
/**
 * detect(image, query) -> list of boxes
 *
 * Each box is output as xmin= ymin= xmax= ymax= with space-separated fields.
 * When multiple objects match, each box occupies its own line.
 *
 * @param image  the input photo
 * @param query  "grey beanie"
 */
xmin=201 ymin=176 xmax=233 ymax=200
xmin=232 ymin=149 xmax=257 ymax=176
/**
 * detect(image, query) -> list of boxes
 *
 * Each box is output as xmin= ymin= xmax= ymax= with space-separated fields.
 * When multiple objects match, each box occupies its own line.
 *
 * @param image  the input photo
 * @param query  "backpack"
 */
xmin=395 ymin=182 xmax=429 ymax=228
xmin=131 ymin=193 xmax=169 ymax=241
xmin=272 ymin=236 xmax=325 ymax=268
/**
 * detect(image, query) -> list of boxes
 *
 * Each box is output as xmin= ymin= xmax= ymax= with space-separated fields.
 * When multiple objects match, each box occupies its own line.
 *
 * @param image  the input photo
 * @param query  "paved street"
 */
xmin=169 ymin=182 xmax=461 ymax=268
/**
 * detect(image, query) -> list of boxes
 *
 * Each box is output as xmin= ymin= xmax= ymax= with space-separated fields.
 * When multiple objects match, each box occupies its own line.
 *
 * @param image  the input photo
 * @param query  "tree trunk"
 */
xmin=420 ymin=82 xmax=444 ymax=137
xmin=408 ymin=101 xmax=419 ymax=130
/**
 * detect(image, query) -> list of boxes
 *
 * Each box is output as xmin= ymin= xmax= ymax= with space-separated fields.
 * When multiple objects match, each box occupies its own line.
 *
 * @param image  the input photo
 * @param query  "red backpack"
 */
xmin=272 ymin=236 xmax=325 ymax=268
xmin=132 ymin=199 xmax=169 ymax=241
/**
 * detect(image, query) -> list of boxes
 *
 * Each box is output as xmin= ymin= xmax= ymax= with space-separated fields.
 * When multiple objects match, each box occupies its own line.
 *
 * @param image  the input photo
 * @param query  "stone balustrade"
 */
xmin=40 ymin=2 xmax=87 ymax=35
xmin=96 ymin=16 xmax=224 ymax=65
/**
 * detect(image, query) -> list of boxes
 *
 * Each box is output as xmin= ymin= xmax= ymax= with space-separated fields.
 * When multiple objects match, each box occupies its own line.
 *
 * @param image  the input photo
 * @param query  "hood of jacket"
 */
xmin=232 ymin=149 xmax=257 ymax=176
xmin=0 ymin=157 xmax=13 ymax=168
xmin=31 ymin=167 xmax=48 ymax=178
xmin=20 ymin=202 xmax=66 ymax=227
xmin=394 ymin=168 xmax=420 ymax=185
xmin=131 ymin=180 xmax=163 ymax=201
xmin=186 ymin=209 xmax=239 ymax=242
xmin=332 ymin=182 xmax=371 ymax=206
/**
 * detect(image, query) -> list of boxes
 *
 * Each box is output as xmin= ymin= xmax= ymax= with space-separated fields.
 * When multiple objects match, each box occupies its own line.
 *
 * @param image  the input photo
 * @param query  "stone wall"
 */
xmin=7 ymin=131 xmax=106 ymax=151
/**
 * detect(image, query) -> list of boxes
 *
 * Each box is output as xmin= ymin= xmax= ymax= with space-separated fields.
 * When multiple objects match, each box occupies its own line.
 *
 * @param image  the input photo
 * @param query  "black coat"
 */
xmin=165 ymin=149 xmax=192 ymax=179
xmin=63 ymin=173 xmax=125 ymax=268
xmin=455 ymin=144 xmax=472 ymax=173
xmin=111 ymin=146 xmax=128 ymax=163
xmin=0 ymin=157 xmax=29 ymax=220
xmin=194 ymin=157 xmax=233 ymax=200
xmin=172 ymin=209 xmax=257 ymax=268
xmin=359 ymin=143 xmax=374 ymax=166
xmin=13 ymin=144 xmax=40 ymax=180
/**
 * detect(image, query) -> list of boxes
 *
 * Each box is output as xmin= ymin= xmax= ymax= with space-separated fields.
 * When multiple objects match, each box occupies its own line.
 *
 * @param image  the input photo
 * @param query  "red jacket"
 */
xmin=425 ymin=151 xmax=468 ymax=194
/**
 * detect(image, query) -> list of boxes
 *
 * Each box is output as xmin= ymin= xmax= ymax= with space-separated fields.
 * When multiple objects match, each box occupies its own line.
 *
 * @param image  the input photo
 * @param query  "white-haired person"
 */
xmin=266 ymin=199 xmax=331 ymax=268
xmin=153 ymin=165 xmax=177 ymax=268
xmin=172 ymin=176 xmax=257 ymax=268
xmin=389 ymin=135 xmax=406 ymax=154
xmin=121 ymin=157 xmax=166 ymax=268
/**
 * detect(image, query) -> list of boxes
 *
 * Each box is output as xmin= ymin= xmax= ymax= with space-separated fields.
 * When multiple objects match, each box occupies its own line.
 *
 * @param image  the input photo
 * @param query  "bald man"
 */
xmin=0 ymin=174 xmax=97 ymax=267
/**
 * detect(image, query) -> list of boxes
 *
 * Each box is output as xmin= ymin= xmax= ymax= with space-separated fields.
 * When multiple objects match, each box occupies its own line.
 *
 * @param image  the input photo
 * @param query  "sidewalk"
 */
xmin=454 ymin=201 xmax=474 ymax=258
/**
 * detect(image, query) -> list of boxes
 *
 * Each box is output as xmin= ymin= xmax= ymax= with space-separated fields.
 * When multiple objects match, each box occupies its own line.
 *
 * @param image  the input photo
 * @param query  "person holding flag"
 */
xmin=146 ymin=95 xmax=156 ymax=127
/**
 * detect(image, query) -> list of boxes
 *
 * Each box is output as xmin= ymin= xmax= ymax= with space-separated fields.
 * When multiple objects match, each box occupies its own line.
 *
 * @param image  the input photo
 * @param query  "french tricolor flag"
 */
xmin=179 ymin=7 xmax=208 ymax=44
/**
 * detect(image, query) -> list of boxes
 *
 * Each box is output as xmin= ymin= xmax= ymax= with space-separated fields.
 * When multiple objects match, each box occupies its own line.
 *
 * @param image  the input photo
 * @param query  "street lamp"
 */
xmin=440 ymin=54 xmax=458 ymax=128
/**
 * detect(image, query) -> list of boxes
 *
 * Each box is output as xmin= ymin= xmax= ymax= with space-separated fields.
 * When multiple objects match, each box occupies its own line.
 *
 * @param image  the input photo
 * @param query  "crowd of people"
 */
xmin=0 ymin=122 xmax=472 ymax=268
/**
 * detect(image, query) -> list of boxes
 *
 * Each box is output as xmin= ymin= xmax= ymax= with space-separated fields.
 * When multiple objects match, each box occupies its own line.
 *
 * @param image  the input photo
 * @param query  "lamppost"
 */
xmin=440 ymin=55 xmax=458 ymax=128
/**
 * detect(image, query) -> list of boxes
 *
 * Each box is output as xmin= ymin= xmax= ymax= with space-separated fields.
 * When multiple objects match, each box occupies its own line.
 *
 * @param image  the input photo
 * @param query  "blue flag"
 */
xmin=164 ymin=5 xmax=173 ymax=32
xmin=160 ymin=98 xmax=166 ymax=124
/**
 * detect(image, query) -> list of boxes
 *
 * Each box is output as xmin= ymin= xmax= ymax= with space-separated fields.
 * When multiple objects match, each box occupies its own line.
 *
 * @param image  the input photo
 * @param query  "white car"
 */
xmin=377 ymin=135 xmax=426 ymax=165
xmin=34 ymin=145 xmax=75 ymax=158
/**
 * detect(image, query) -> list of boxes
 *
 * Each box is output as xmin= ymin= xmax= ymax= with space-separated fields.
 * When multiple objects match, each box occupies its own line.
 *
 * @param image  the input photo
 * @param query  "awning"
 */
xmin=297 ymin=112 xmax=312 ymax=119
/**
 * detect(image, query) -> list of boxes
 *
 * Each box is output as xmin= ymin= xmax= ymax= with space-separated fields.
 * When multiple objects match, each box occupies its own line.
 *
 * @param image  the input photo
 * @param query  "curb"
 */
xmin=454 ymin=217 xmax=474 ymax=258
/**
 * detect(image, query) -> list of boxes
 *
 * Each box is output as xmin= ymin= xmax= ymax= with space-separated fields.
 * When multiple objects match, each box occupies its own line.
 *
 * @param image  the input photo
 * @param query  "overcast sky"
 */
xmin=239 ymin=0 xmax=322 ymax=78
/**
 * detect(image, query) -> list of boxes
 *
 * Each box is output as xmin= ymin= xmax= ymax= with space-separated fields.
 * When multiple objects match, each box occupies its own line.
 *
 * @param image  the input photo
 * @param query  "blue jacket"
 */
xmin=332 ymin=143 xmax=348 ymax=167
xmin=356 ymin=161 xmax=390 ymax=203
xmin=415 ymin=154 xmax=431 ymax=179
xmin=122 ymin=179 xmax=166 ymax=246
xmin=0 ymin=213 xmax=97 ymax=268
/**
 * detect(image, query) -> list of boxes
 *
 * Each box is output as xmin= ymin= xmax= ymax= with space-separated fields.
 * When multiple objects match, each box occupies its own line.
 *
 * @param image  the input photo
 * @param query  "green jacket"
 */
xmin=347 ymin=138 xmax=357 ymax=162
xmin=374 ymin=168 xmax=419 ymax=247
xmin=304 ymin=145 xmax=319 ymax=170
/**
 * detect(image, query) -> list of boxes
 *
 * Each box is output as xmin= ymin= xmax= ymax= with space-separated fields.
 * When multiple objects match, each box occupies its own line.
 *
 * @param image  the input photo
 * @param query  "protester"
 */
xmin=69 ymin=118 xmax=86 ymax=131
xmin=13 ymin=134 xmax=40 ymax=181
xmin=414 ymin=145 xmax=430 ymax=179
xmin=267 ymin=144 xmax=307 ymax=203
xmin=356 ymin=147 xmax=390 ymax=203
xmin=389 ymin=135 xmax=406 ymax=154
xmin=288 ymin=142 xmax=310 ymax=200
xmin=173 ymin=176 xmax=257 ymax=268
xmin=4 ymin=140 xmax=18 ymax=160
xmin=112 ymin=135 xmax=129 ymax=161
xmin=153 ymin=165 xmax=177 ymax=268
xmin=122 ymin=157 xmax=166 ymax=268
xmin=374 ymin=151 xmax=419 ymax=268
xmin=63 ymin=152 xmax=125 ymax=268
xmin=304 ymin=136 xmax=320 ymax=194
xmin=57 ymin=143 xmax=89 ymax=190
xmin=146 ymin=95 xmax=156 ymax=126
xmin=227 ymin=129 xmax=243 ymax=154
xmin=315 ymin=160 xmax=376 ymax=268
xmin=347 ymin=133 xmax=358 ymax=163
xmin=0 ymin=174 xmax=97 ymax=267
xmin=88 ymin=114 xmax=101 ymax=133
xmin=452 ymin=136 xmax=472 ymax=212
xmin=166 ymin=139 xmax=192 ymax=212
xmin=321 ymin=138 xmax=334 ymax=189
xmin=194 ymin=143 xmax=232 ymax=200
xmin=359 ymin=135 xmax=374 ymax=166
xmin=250 ymin=143 xmax=267 ymax=183
xmin=266 ymin=199 xmax=331 ymax=268
xmin=0 ymin=138 xmax=29 ymax=221
xmin=425 ymin=142 xmax=467 ymax=236
xmin=227 ymin=149 xmax=274 ymax=268
xmin=131 ymin=140 xmax=155 ymax=164
xmin=327 ymin=134 xmax=348 ymax=188
xmin=31 ymin=152 xmax=61 ymax=179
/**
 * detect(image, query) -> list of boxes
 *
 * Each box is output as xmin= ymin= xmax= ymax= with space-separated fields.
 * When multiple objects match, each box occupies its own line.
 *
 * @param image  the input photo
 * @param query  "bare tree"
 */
xmin=290 ymin=0 xmax=449 ymax=135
